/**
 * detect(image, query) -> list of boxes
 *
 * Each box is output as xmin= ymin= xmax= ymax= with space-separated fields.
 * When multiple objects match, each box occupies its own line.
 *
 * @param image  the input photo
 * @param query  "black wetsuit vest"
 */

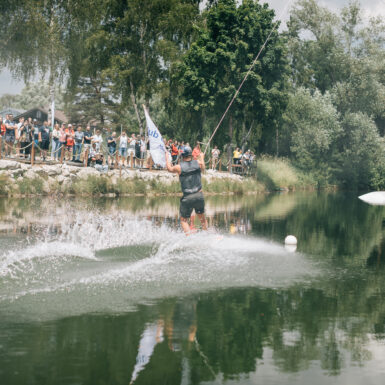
xmin=179 ymin=160 xmax=202 ymax=196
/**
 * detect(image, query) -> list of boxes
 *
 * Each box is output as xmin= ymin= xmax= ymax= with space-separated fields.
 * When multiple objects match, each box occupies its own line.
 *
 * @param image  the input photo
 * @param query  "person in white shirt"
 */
xmin=118 ymin=131 xmax=128 ymax=166
xmin=16 ymin=117 xmax=24 ymax=157
xmin=127 ymin=133 xmax=136 ymax=168
xmin=51 ymin=123 xmax=60 ymax=160
xmin=92 ymin=129 xmax=103 ymax=152
xmin=211 ymin=145 xmax=220 ymax=170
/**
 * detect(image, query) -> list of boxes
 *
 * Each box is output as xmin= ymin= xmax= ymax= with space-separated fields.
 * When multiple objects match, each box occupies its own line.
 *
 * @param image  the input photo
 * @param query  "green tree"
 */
xmin=0 ymin=0 xmax=100 ymax=124
xmin=335 ymin=112 xmax=385 ymax=190
xmin=105 ymin=0 xmax=201 ymax=134
xmin=286 ymin=0 xmax=353 ymax=92
xmin=281 ymin=88 xmax=341 ymax=186
xmin=65 ymin=29 xmax=118 ymax=127
xmin=176 ymin=0 xmax=289 ymax=153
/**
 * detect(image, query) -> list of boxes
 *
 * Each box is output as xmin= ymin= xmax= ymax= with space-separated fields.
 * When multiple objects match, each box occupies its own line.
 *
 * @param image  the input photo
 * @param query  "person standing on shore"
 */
xmin=58 ymin=123 xmax=67 ymax=160
xmin=73 ymin=125 xmax=84 ymax=162
xmin=19 ymin=119 xmax=32 ymax=159
xmin=65 ymin=124 xmax=75 ymax=161
xmin=38 ymin=121 xmax=51 ymax=161
xmin=165 ymin=146 xmax=208 ymax=235
xmin=211 ymin=145 xmax=220 ymax=170
xmin=107 ymin=132 xmax=117 ymax=166
xmin=51 ymin=124 xmax=60 ymax=160
xmin=127 ymin=133 xmax=136 ymax=168
xmin=4 ymin=114 xmax=16 ymax=157
xmin=92 ymin=129 xmax=103 ymax=152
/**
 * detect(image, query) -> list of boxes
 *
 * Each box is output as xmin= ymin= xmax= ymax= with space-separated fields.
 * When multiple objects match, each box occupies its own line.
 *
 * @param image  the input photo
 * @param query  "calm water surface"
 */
xmin=0 ymin=192 xmax=385 ymax=385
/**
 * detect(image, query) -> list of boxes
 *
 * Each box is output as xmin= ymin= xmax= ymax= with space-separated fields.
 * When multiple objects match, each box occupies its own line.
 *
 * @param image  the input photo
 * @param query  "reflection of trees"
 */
xmin=0 ymin=309 xmax=151 ymax=385
xmin=2 ymin=193 xmax=385 ymax=382
xmin=251 ymin=192 xmax=385 ymax=266
xmin=194 ymin=272 xmax=385 ymax=379
xmin=0 ymin=194 xmax=263 ymax=233
xmin=1 ymin=274 xmax=385 ymax=384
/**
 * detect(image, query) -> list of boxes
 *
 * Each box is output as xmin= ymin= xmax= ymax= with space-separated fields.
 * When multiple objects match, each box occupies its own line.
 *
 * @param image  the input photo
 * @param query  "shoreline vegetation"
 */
xmin=0 ymin=157 xmax=318 ymax=197
xmin=1 ymin=1 xmax=385 ymax=191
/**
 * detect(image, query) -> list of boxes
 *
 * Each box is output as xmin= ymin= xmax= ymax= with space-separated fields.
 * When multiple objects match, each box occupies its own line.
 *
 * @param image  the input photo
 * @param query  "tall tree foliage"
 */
xmin=103 ymin=0 xmax=201 ymax=133
xmin=176 ymin=0 xmax=289 ymax=152
xmin=0 ymin=0 xmax=103 ymax=122
xmin=284 ymin=0 xmax=385 ymax=189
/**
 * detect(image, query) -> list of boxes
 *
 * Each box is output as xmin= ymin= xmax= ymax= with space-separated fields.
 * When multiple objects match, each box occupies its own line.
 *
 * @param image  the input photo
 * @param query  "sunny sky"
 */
xmin=1 ymin=0 xmax=384 ymax=97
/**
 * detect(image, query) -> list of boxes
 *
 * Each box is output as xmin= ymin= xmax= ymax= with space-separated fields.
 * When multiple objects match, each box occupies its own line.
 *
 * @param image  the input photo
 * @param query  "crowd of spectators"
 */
xmin=232 ymin=147 xmax=255 ymax=168
xmin=1 ymin=113 xmax=255 ymax=173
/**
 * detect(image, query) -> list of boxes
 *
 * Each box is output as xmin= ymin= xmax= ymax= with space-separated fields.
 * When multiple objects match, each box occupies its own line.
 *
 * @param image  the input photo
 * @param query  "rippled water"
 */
xmin=0 ymin=193 xmax=385 ymax=384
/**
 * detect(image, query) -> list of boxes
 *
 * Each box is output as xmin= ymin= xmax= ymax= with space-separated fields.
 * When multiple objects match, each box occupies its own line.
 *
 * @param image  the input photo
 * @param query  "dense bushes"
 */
xmin=282 ymin=88 xmax=385 ymax=190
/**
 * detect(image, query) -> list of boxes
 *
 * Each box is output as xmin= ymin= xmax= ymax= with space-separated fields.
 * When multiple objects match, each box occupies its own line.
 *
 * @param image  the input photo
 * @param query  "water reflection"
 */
xmin=1 ymin=193 xmax=385 ymax=384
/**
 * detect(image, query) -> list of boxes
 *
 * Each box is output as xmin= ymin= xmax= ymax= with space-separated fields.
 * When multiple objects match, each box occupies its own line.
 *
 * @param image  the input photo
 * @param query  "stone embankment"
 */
xmin=0 ymin=159 xmax=255 ymax=196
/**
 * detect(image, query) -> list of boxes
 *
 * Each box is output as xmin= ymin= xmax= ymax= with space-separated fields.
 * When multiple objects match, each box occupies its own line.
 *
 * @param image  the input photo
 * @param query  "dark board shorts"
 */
xmin=180 ymin=191 xmax=205 ymax=218
xmin=40 ymin=140 xmax=50 ymax=150
xmin=5 ymin=134 xmax=15 ymax=143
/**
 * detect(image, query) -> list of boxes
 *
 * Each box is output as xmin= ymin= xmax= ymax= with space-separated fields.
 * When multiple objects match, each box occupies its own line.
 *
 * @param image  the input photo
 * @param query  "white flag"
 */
xmin=143 ymin=106 xmax=168 ymax=168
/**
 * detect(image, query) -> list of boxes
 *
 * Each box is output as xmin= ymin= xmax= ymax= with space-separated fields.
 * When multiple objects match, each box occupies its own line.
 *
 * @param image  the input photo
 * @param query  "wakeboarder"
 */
xmin=165 ymin=146 xmax=208 ymax=235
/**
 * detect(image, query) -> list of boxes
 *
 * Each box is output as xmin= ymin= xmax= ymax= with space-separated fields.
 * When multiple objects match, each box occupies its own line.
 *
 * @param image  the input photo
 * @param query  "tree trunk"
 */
xmin=276 ymin=127 xmax=279 ymax=157
xmin=130 ymin=79 xmax=144 ymax=135
xmin=241 ymin=120 xmax=254 ymax=153
xmin=49 ymin=73 xmax=55 ymax=130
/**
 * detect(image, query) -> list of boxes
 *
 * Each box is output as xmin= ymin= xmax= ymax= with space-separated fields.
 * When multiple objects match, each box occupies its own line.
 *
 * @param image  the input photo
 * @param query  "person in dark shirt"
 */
xmin=19 ymin=120 xmax=33 ymax=158
xmin=38 ymin=121 xmax=51 ymax=161
xmin=83 ymin=126 xmax=92 ymax=147
xmin=73 ymin=126 xmax=84 ymax=162
xmin=107 ymin=132 xmax=117 ymax=166
xmin=135 ymin=137 xmax=141 ymax=167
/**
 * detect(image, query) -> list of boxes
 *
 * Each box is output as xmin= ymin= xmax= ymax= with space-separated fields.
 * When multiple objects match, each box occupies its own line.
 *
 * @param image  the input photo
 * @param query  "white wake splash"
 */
xmin=0 ymin=212 xmax=317 ymax=321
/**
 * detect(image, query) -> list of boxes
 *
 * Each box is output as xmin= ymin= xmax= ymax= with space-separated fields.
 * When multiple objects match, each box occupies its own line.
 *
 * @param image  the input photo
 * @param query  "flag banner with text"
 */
xmin=143 ymin=106 xmax=168 ymax=167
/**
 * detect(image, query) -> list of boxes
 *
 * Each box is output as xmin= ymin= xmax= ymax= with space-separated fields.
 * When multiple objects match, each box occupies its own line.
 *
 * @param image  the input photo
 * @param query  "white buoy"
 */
xmin=284 ymin=244 xmax=297 ymax=253
xmin=284 ymin=235 xmax=297 ymax=252
xmin=358 ymin=191 xmax=385 ymax=206
xmin=285 ymin=235 xmax=297 ymax=245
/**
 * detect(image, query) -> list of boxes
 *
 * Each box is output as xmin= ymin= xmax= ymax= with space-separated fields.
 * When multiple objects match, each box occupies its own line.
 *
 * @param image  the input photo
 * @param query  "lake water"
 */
xmin=0 ymin=192 xmax=385 ymax=385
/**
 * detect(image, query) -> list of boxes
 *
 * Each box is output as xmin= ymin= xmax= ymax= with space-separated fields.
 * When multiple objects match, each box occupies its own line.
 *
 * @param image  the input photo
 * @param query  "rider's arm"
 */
xmin=165 ymin=152 xmax=181 ymax=174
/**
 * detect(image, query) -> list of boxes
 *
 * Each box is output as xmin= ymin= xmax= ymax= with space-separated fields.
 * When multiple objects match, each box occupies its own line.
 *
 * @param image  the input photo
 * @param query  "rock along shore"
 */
xmin=0 ymin=159 xmax=258 ymax=197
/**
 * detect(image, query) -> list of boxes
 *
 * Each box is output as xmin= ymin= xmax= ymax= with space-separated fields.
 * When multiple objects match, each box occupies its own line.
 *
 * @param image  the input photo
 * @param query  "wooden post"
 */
xmin=0 ymin=136 xmax=2 ymax=159
xmin=115 ymin=152 xmax=118 ymax=169
xmin=130 ymin=153 xmax=134 ymax=170
xmin=84 ymin=149 xmax=88 ymax=167
xmin=31 ymin=141 xmax=35 ymax=166
xmin=60 ymin=143 xmax=64 ymax=164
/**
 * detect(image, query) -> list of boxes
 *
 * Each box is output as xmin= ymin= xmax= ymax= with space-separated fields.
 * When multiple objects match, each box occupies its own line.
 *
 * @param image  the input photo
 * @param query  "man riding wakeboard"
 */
xmin=165 ymin=146 xmax=208 ymax=235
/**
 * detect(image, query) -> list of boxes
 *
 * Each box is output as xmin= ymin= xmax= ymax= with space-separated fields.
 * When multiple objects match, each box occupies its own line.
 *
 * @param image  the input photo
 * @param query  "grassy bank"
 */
xmin=0 ymin=157 xmax=317 ymax=197
xmin=257 ymin=156 xmax=317 ymax=191
xmin=69 ymin=175 xmax=265 ymax=196
xmin=0 ymin=175 xmax=265 ymax=197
